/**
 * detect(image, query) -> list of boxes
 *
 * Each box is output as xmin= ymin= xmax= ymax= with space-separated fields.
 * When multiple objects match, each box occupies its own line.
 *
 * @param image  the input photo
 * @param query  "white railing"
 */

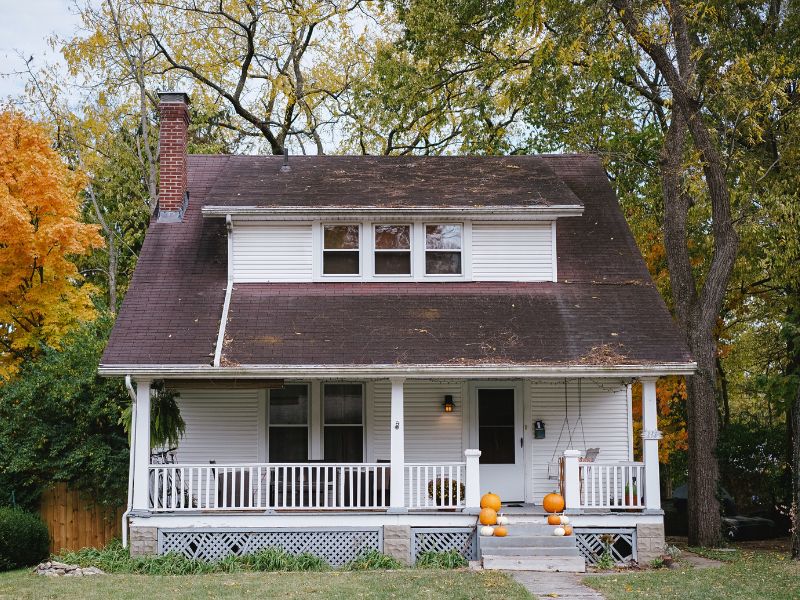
xmin=405 ymin=462 xmax=466 ymax=510
xmin=578 ymin=462 xmax=645 ymax=509
xmin=149 ymin=463 xmax=390 ymax=512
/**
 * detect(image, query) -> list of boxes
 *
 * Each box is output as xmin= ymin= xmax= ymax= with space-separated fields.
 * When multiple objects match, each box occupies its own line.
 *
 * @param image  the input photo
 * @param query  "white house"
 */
xmin=99 ymin=92 xmax=695 ymax=570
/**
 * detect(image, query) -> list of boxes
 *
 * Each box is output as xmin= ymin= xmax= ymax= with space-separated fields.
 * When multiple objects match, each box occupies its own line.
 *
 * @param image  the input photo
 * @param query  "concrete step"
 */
xmin=480 ymin=535 xmax=576 ymax=548
xmin=481 ymin=545 xmax=581 ymax=557
xmin=482 ymin=555 xmax=586 ymax=572
xmin=496 ymin=523 xmax=563 ymax=535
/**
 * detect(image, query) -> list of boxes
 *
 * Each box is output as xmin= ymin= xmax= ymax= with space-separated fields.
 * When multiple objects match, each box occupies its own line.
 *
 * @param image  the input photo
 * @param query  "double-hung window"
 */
xmin=374 ymin=225 xmax=411 ymax=275
xmin=323 ymin=384 xmax=364 ymax=462
xmin=425 ymin=224 xmax=463 ymax=275
xmin=268 ymin=384 xmax=309 ymax=462
xmin=323 ymin=225 xmax=360 ymax=275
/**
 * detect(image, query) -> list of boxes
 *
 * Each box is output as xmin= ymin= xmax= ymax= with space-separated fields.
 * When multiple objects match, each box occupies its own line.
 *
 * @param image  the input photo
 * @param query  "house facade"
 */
xmin=100 ymin=92 xmax=694 ymax=570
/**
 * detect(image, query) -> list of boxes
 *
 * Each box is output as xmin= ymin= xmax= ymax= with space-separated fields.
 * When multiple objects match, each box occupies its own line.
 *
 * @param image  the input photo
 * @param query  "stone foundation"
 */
xmin=129 ymin=526 xmax=158 ymax=557
xmin=636 ymin=523 xmax=665 ymax=565
xmin=382 ymin=525 xmax=411 ymax=565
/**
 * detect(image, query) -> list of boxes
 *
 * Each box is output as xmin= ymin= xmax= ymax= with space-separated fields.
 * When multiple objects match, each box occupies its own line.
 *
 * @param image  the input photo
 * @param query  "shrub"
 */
xmin=0 ymin=508 xmax=50 ymax=571
xmin=241 ymin=548 xmax=328 ymax=572
xmin=415 ymin=549 xmax=467 ymax=569
xmin=343 ymin=549 xmax=403 ymax=570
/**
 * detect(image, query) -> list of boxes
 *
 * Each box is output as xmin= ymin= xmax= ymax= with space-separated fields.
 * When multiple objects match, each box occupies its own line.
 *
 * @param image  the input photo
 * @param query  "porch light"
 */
xmin=443 ymin=395 xmax=455 ymax=413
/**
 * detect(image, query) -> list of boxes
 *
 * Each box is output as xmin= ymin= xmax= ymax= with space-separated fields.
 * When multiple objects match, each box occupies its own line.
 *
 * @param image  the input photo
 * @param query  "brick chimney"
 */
xmin=157 ymin=92 xmax=190 ymax=222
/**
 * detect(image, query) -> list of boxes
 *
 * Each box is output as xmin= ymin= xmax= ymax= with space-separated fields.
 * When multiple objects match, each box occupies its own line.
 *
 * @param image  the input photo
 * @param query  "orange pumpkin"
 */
xmin=542 ymin=493 xmax=565 ymax=514
xmin=547 ymin=514 xmax=562 ymax=526
xmin=563 ymin=525 xmax=573 ymax=536
xmin=479 ymin=507 xmax=498 ymax=526
xmin=480 ymin=492 xmax=502 ymax=512
xmin=493 ymin=526 xmax=508 ymax=537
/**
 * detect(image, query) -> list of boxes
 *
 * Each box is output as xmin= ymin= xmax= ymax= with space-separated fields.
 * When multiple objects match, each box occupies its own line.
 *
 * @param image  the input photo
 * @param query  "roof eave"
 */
xmin=201 ymin=205 xmax=584 ymax=220
xmin=99 ymin=362 xmax=697 ymax=379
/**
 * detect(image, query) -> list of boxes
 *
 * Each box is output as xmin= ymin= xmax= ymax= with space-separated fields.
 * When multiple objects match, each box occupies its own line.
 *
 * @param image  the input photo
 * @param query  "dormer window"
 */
xmin=425 ymin=224 xmax=462 ymax=275
xmin=374 ymin=225 xmax=411 ymax=275
xmin=323 ymin=224 xmax=360 ymax=275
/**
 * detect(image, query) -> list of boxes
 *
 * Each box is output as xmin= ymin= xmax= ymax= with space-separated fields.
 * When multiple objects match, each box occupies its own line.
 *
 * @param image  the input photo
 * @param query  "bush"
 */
xmin=415 ymin=549 xmax=467 ymax=569
xmin=0 ymin=508 xmax=50 ymax=571
xmin=343 ymin=549 xmax=403 ymax=570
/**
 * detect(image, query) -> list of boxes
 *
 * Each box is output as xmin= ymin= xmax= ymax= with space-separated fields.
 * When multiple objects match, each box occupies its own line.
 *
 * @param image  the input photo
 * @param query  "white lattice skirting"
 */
xmin=412 ymin=528 xmax=477 ymax=561
xmin=574 ymin=528 xmax=636 ymax=565
xmin=158 ymin=528 xmax=381 ymax=566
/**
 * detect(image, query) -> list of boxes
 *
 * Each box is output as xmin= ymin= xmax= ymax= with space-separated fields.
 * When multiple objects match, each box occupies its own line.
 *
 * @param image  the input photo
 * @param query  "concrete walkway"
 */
xmin=509 ymin=571 xmax=605 ymax=599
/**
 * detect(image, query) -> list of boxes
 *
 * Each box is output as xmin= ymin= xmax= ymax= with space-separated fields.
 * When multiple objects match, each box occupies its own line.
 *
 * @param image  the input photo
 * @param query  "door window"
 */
xmin=478 ymin=388 xmax=516 ymax=464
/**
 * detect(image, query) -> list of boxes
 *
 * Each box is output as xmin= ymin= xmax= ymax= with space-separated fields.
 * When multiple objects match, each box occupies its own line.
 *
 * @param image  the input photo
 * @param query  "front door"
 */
xmin=476 ymin=387 xmax=525 ymax=501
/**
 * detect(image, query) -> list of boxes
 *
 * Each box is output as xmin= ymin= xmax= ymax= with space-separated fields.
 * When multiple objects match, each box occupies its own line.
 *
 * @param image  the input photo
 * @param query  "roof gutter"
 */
xmin=99 ymin=362 xmax=697 ymax=379
xmin=213 ymin=215 xmax=234 ymax=367
xmin=201 ymin=205 xmax=584 ymax=220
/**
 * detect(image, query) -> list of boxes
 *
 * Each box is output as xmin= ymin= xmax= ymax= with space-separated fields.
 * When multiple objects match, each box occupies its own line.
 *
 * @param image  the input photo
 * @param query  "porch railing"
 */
xmin=149 ymin=463 xmax=391 ymax=511
xmin=578 ymin=462 xmax=645 ymax=510
xmin=405 ymin=462 xmax=466 ymax=510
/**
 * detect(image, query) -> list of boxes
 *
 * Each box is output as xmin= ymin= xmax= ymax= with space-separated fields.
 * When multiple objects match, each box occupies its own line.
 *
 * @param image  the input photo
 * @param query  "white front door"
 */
xmin=475 ymin=386 xmax=525 ymax=502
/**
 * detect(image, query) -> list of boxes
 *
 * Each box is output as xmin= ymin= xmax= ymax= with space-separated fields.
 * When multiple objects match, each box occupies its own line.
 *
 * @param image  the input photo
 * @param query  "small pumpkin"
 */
xmin=563 ymin=525 xmax=573 ymax=536
xmin=479 ymin=507 xmax=498 ymax=526
xmin=493 ymin=526 xmax=508 ymax=537
xmin=496 ymin=515 xmax=509 ymax=526
xmin=480 ymin=492 xmax=502 ymax=512
xmin=553 ymin=527 xmax=566 ymax=536
xmin=542 ymin=492 xmax=565 ymax=514
xmin=480 ymin=526 xmax=495 ymax=537
xmin=547 ymin=514 xmax=562 ymax=526
xmin=559 ymin=515 xmax=570 ymax=525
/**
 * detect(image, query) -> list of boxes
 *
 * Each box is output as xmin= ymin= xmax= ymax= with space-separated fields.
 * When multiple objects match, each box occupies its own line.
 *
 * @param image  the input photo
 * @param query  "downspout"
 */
xmin=122 ymin=375 xmax=137 ymax=548
xmin=213 ymin=215 xmax=233 ymax=367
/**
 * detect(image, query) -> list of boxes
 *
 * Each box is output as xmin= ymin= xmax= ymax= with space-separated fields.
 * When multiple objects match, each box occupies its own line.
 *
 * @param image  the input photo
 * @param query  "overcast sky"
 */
xmin=0 ymin=1 xmax=83 ymax=99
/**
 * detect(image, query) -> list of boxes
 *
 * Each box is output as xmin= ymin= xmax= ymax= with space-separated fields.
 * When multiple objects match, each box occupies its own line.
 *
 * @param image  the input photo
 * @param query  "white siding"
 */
xmin=232 ymin=223 xmax=313 ymax=282
xmin=174 ymin=389 xmax=262 ymax=464
xmin=527 ymin=380 xmax=631 ymax=499
xmin=369 ymin=380 xmax=464 ymax=463
xmin=471 ymin=223 xmax=553 ymax=281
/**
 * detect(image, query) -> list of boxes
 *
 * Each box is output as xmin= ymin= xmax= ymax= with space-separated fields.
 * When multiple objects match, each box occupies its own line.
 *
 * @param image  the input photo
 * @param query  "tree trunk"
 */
xmin=107 ymin=237 xmax=118 ymax=316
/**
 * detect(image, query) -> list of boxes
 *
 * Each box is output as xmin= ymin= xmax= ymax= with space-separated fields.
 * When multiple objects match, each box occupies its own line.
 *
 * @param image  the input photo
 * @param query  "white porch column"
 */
xmin=640 ymin=377 xmax=662 ymax=511
xmin=389 ymin=377 xmax=406 ymax=511
xmin=463 ymin=449 xmax=482 ymax=513
xmin=562 ymin=449 xmax=582 ymax=511
xmin=131 ymin=378 xmax=152 ymax=512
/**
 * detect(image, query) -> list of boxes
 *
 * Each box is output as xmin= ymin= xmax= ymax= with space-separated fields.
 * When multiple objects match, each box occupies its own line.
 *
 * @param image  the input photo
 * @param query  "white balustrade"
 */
xmin=578 ymin=462 xmax=645 ymax=509
xmin=405 ymin=463 xmax=467 ymax=510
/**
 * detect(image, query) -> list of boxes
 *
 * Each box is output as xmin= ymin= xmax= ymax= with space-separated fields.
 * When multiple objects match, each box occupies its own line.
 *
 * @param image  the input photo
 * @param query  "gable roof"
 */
xmin=100 ymin=154 xmax=693 ymax=375
xmin=201 ymin=155 xmax=583 ymax=209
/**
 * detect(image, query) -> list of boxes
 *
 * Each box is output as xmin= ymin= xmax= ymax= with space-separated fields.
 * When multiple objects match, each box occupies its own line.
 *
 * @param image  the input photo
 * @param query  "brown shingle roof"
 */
xmin=201 ymin=155 xmax=583 ymax=208
xmin=101 ymin=154 xmax=692 ymax=368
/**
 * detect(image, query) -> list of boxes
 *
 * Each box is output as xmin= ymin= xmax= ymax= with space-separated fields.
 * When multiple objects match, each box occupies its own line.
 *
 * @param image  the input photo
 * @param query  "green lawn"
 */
xmin=585 ymin=550 xmax=800 ymax=600
xmin=0 ymin=569 xmax=531 ymax=600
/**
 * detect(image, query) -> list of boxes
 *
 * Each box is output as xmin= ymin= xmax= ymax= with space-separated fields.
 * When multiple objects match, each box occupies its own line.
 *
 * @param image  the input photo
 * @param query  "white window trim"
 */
xmin=423 ymin=222 xmax=465 ymax=278
xmin=321 ymin=381 xmax=366 ymax=462
xmin=320 ymin=223 xmax=362 ymax=278
xmin=372 ymin=223 xmax=414 ymax=279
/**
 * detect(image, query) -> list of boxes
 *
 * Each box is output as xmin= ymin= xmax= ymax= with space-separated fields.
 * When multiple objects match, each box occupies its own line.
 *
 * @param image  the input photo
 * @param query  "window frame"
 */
xmin=423 ymin=222 xmax=464 ymax=277
xmin=321 ymin=382 xmax=365 ymax=463
xmin=372 ymin=224 xmax=413 ymax=278
xmin=266 ymin=383 xmax=310 ymax=462
xmin=321 ymin=223 xmax=362 ymax=277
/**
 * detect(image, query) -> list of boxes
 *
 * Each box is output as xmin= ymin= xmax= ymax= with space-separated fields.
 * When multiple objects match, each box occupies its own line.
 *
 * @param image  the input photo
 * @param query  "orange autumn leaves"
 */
xmin=632 ymin=378 xmax=688 ymax=464
xmin=0 ymin=111 xmax=104 ymax=378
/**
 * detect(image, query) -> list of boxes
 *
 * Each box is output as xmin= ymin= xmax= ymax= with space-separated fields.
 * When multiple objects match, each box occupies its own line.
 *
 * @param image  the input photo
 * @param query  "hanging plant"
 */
xmin=120 ymin=380 xmax=185 ymax=450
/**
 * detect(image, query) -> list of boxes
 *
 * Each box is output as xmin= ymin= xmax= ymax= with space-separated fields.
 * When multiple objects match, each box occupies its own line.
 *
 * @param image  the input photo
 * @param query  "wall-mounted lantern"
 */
xmin=443 ymin=395 xmax=455 ymax=413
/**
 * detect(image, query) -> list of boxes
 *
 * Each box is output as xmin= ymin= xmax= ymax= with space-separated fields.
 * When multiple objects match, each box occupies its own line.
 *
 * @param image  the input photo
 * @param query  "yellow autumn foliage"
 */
xmin=0 ymin=110 xmax=104 ymax=379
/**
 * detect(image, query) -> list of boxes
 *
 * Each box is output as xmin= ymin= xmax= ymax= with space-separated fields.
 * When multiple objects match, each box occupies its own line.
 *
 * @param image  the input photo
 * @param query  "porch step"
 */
xmin=482 ymin=546 xmax=580 ymax=557
xmin=480 ymin=535 xmax=576 ymax=548
xmin=482 ymin=555 xmax=586 ymax=572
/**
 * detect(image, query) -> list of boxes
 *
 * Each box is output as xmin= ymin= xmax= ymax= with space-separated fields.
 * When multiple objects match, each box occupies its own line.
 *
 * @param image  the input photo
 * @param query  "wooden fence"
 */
xmin=38 ymin=483 xmax=123 ymax=553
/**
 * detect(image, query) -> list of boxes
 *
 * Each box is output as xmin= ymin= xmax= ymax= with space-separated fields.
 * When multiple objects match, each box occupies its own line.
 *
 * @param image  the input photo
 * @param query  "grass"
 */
xmin=0 ymin=569 xmax=530 ymax=600
xmin=585 ymin=549 xmax=800 ymax=600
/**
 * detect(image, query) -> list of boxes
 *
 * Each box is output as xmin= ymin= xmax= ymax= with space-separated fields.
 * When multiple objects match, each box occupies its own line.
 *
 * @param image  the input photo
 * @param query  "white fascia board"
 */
xmin=202 ymin=205 xmax=584 ymax=221
xmin=100 ymin=362 xmax=697 ymax=379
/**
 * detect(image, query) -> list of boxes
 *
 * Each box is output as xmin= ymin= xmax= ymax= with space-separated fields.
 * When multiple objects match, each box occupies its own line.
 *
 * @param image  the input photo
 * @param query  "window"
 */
xmin=478 ymin=389 xmax=515 ymax=464
xmin=323 ymin=225 xmax=360 ymax=275
xmin=268 ymin=385 xmax=309 ymax=462
xmin=425 ymin=224 xmax=462 ymax=275
xmin=323 ymin=384 xmax=363 ymax=462
xmin=374 ymin=225 xmax=411 ymax=275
